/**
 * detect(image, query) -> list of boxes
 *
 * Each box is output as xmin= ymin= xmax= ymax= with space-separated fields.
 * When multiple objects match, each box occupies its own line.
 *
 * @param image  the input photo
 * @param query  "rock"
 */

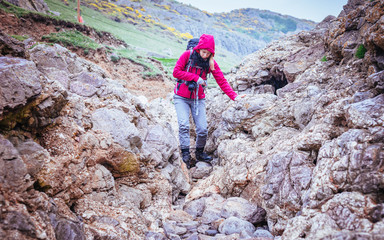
xmin=200 ymin=194 xmax=226 ymax=224
xmin=0 ymin=135 xmax=30 ymax=192
xmin=54 ymin=219 xmax=85 ymax=240
xmin=144 ymin=124 xmax=178 ymax=167
xmin=1 ymin=211 xmax=37 ymax=238
xmin=220 ymin=197 xmax=261 ymax=223
xmin=89 ymin=164 xmax=115 ymax=192
xmin=118 ymin=185 xmax=151 ymax=209
xmin=183 ymin=197 xmax=206 ymax=218
xmin=70 ymin=72 xmax=106 ymax=97
xmin=253 ymin=229 xmax=274 ymax=239
xmin=345 ymin=94 xmax=384 ymax=128
xmin=7 ymin=0 xmax=50 ymax=13
xmin=145 ymin=231 xmax=168 ymax=240
xmin=190 ymin=161 xmax=212 ymax=179
xmin=12 ymin=138 xmax=49 ymax=178
xmin=218 ymin=216 xmax=256 ymax=236
xmin=0 ymin=30 xmax=26 ymax=57
xmin=163 ymin=221 xmax=187 ymax=236
xmin=91 ymin=108 xmax=142 ymax=150
xmin=0 ymin=57 xmax=42 ymax=117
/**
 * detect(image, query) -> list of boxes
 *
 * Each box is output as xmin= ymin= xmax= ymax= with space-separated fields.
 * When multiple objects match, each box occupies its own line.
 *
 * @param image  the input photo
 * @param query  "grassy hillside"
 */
xmin=44 ymin=0 xmax=239 ymax=72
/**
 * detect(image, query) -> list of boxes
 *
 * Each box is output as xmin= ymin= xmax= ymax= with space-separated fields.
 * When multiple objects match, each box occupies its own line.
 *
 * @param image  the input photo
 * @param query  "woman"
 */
xmin=173 ymin=34 xmax=241 ymax=169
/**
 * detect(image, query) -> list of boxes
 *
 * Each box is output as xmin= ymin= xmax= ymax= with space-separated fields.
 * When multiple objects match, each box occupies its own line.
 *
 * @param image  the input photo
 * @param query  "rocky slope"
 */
xmin=199 ymin=0 xmax=384 ymax=238
xmin=1 ymin=0 xmax=384 ymax=240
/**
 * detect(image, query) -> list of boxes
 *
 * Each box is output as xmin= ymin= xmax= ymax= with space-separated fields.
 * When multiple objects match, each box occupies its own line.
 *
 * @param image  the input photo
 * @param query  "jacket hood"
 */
xmin=193 ymin=34 xmax=215 ymax=56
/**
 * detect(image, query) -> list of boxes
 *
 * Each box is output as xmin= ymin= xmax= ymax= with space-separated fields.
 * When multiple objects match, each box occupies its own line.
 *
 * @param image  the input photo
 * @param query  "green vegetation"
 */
xmin=153 ymin=57 xmax=177 ymax=78
xmin=321 ymin=56 xmax=328 ymax=62
xmin=42 ymin=30 xmax=100 ymax=49
xmin=355 ymin=44 xmax=367 ymax=59
xmin=1 ymin=0 xmax=243 ymax=78
xmin=44 ymin=0 xmax=238 ymax=72
xmin=44 ymin=0 xmax=185 ymax=58
xmin=259 ymin=13 xmax=297 ymax=33
xmin=110 ymin=54 xmax=120 ymax=62
xmin=11 ymin=35 xmax=29 ymax=41
xmin=0 ymin=0 xmax=28 ymax=17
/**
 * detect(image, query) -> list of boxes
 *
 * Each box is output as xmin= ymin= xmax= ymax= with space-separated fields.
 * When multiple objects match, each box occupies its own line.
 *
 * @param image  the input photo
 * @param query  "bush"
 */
xmin=321 ymin=56 xmax=328 ymax=62
xmin=11 ymin=35 xmax=28 ymax=41
xmin=110 ymin=54 xmax=120 ymax=62
xmin=355 ymin=44 xmax=367 ymax=59
xmin=42 ymin=30 xmax=99 ymax=49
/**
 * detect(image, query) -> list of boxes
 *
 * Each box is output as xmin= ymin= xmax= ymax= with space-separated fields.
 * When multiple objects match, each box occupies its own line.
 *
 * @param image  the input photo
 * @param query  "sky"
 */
xmin=176 ymin=0 xmax=348 ymax=22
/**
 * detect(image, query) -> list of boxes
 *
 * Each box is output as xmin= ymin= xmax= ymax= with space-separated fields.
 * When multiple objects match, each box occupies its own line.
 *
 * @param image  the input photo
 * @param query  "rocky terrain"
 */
xmin=1 ymin=0 xmax=384 ymax=240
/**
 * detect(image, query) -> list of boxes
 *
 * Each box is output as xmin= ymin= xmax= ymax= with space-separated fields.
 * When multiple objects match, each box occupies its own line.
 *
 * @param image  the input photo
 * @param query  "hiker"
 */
xmin=173 ymin=34 xmax=244 ymax=169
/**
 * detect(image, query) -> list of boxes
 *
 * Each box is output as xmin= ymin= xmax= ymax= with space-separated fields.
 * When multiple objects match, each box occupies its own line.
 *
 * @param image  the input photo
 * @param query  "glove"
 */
xmin=197 ymin=77 xmax=205 ymax=85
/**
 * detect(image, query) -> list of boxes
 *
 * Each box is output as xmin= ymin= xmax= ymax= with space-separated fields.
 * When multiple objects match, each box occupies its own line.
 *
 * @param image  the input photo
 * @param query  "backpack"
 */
xmin=186 ymin=38 xmax=199 ymax=50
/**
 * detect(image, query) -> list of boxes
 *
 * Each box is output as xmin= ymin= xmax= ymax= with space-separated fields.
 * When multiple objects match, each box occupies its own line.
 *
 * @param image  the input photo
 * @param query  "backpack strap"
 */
xmin=176 ymin=50 xmax=194 ymax=93
xmin=186 ymin=49 xmax=193 ymax=72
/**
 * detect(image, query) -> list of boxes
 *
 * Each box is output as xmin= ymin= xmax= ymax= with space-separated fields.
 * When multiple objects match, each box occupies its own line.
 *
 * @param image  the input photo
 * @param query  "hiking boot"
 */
xmin=181 ymin=148 xmax=193 ymax=169
xmin=195 ymin=148 xmax=212 ymax=162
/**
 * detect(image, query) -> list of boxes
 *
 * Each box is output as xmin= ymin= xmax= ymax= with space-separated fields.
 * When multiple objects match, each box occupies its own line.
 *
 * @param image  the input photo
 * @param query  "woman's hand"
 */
xmin=235 ymin=94 xmax=246 ymax=101
xmin=209 ymin=56 xmax=215 ymax=71
xmin=197 ymin=77 xmax=207 ymax=86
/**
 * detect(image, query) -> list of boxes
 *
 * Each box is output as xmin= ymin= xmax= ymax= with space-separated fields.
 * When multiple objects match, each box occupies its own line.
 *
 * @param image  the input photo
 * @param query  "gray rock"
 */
xmin=218 ymin=216 xmax=256 ymax=236
xmin=70 ymin=72 xmax=106 ymax=97
xmin=163 ymin=221 xmax=187 ymax=236
xmin=145 ymin=231 xmax=167 ymax=240
xmin=345 ymin=94 xmax=384 ymax=128
xmin=183 ymin=197 xmax=206 ymax=218
xmin=220 ymin=197 xmax=259 ymax=222
xmin=0 ymin=57 xmax=42 ymax=116
xmin=13 ymin=138 xmax=49 ymax=177
xmin=91 ymin=108 xmax=142 ymax=150
xmin=0 ymin=31 xmax=26 ymax=58
xmin=145 ymin=124 xmax=178 ymax=167
xmin=0 ymin=136 xmax=29 ymax=192
xmin=7 ymin=0 xmax=50 ymax=13
xmin=55 ymin=219 xmax=85 ymax=240
xmin=191 ymin=161 xmax=213 ymax=179
xmin=1 ymin=211 xmax=37 ymax=237
xmin=253 ymin=229 xmax=274 ymax=238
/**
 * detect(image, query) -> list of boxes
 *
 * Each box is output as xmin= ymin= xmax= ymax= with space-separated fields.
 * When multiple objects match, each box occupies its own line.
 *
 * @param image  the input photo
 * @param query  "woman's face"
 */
xmin=199 ymin=49 xmax=211 ymax=60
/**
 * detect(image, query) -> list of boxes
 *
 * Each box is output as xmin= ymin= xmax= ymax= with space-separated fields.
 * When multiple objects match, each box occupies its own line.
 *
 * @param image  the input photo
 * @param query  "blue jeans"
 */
xmin=173 ymin=94 xmax=208 ymax=150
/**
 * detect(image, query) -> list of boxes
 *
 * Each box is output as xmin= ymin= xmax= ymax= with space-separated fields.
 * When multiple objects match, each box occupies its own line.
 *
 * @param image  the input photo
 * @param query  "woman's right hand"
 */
xmin=197 ymin=77 xmax=206 ymax=86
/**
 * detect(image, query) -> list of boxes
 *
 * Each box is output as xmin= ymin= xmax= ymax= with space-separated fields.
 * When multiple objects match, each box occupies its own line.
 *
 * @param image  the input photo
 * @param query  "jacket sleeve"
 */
xmin=173 ymin=51 xmax=199 ymax=82
xmin=211 ymin=61 xmax=238 ymax=101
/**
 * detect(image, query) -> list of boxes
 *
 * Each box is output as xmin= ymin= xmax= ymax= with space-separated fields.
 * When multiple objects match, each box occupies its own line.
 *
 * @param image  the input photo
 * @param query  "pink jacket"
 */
xmin=173 ymin=34 xmax=238 ymax=100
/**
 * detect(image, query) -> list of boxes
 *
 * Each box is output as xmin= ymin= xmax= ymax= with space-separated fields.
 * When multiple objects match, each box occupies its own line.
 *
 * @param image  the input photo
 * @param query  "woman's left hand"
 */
xmin=235 ymin=94 xmax=246 ymax=101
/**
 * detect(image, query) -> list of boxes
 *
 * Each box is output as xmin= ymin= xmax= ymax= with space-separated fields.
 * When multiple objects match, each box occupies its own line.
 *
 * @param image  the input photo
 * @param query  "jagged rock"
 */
xmin=218 ymin=216 xmax=256 ymax=236
xmin=0 ymin=56 xmax=42 ymax=117
xmin=70 ymin=72 xmax=106 ymax=97
xmin=253 ymin=229 xmax=274 ymax=239
xmin=220 ymin=197 xmax=263 ymax=223
xmin=190 ymin=161 xmax=212 ymax=179
xmin=7 ymin=0 xmax=50 ymax=13
xmin=2 ymin=0 xmax=384 ymax=239
xmin=183 ymin=197 xmax=206 ymax=218
xmin=345 ymin=94 xmax=384 ymax=128
xmin=11 ymin=138 xmax=49 ymax=178
xmin=91 ymin=108 xmax=142 ymax=150
xmin=0 ymin=135 xmax=30 ymax=192
xmin=0 ymin=30 xmax=26 ymax=57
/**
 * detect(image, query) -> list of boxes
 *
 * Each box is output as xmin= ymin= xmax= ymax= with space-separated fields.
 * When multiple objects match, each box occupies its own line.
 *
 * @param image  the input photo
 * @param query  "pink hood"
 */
xmin=193 ymin=34 xmax=215 ymax=56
